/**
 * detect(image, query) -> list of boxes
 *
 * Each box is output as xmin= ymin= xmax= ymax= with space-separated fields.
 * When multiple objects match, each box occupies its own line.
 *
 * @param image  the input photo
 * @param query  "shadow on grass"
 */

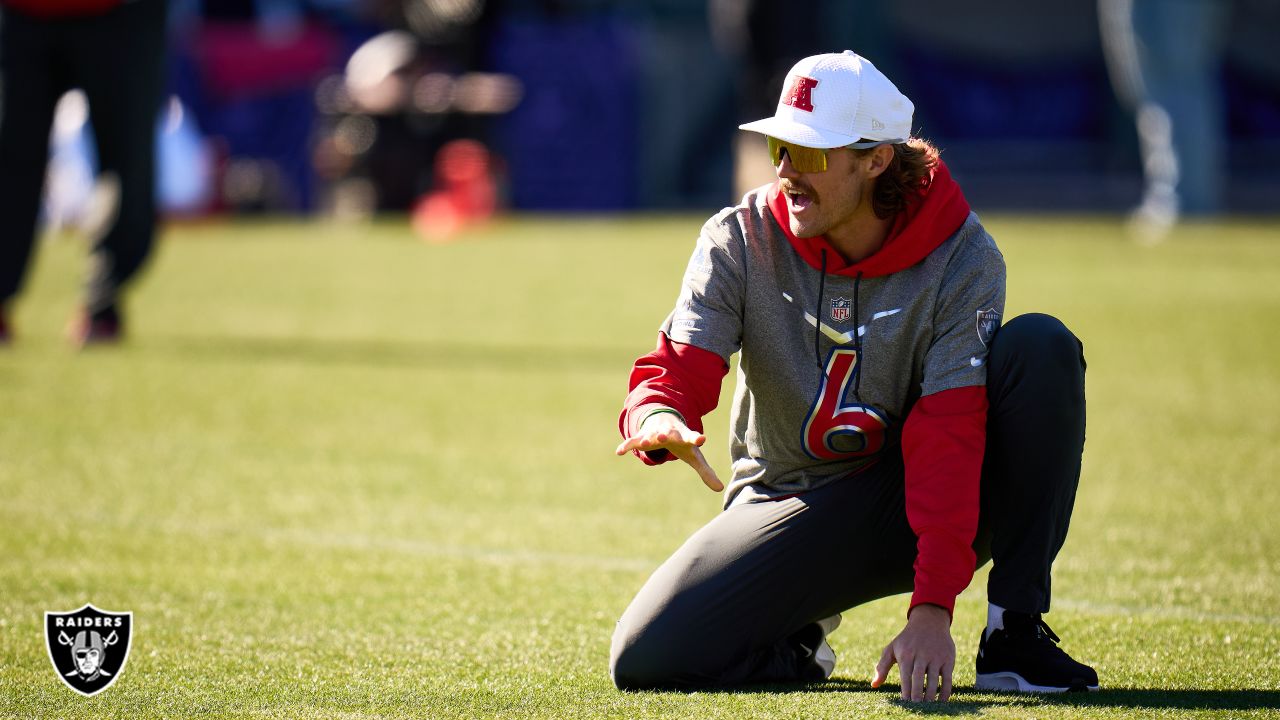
xmin=1030 ymin=687 xmax=1280 ymax=711
xmin=684 ymin=679 xmax=1280 ymax=714
xmin=148 ymin=334 xmax=631 ymax=374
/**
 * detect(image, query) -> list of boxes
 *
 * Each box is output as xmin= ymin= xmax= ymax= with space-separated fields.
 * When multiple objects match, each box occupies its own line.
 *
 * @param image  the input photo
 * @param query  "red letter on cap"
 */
xmin=783 ymin=75 xmax=819 ymax=112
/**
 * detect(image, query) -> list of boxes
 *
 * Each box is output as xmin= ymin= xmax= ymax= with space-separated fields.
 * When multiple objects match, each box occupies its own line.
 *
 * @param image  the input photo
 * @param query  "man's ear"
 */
xmin=864 ymin=144 xmax=894 ymax=179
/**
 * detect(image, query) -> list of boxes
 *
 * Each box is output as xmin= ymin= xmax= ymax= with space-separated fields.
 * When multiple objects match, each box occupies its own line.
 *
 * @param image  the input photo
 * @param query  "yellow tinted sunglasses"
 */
xmin=766 ymin=136 xmax=897 ymax=173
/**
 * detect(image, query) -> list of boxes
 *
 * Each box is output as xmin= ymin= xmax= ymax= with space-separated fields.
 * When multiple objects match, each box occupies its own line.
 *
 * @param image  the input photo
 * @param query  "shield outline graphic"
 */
xmin=976 ymin=308 xmax=1000 ymax=347
xmin=45 ymin=603 xmax=134 ymax=697
xmin=830 ymin=297 xmax=852 ymax=323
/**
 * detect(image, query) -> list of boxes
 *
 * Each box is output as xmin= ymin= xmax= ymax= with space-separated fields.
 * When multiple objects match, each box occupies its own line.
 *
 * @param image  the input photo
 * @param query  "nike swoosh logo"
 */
xmin=782 ymin=293 xmax=901 ymax=344
xmin=971 ymin=357 xmax=984 ymax=367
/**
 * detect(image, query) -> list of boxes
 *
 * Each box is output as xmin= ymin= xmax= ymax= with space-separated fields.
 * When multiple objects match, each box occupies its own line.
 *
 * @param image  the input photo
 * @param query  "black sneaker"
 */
xmin=976 ymin=611 xmax=1098 ymax=693
xmin=792 ymin=614 xmax=840 ymax=680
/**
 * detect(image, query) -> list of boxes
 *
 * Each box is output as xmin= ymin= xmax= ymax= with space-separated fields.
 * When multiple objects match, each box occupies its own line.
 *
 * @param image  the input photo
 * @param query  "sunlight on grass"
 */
xmin=2 ymin=216 xmax=1278 ymax=718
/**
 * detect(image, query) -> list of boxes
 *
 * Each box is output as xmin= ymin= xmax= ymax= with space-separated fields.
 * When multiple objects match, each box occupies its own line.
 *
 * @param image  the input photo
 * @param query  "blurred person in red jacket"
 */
xmin=0 ymin=0 xmax=168 ymax=345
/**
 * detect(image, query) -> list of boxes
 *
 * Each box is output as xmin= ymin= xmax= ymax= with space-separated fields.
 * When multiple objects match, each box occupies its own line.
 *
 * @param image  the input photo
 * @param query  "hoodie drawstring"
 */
xmin=852 ymin=271 xmax=864 ymax=402
xmin=815 ymin=257 xmax=865 ymax=403
xmin=815 ymin=249 xmax=828 ymax=371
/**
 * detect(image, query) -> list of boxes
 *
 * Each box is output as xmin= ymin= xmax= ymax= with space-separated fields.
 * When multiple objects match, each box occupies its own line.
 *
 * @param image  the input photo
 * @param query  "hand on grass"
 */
xmin=870 ymin=603 xmax=955 ymax=703
xmin=615 ymin=412 xmax=723 ymax=492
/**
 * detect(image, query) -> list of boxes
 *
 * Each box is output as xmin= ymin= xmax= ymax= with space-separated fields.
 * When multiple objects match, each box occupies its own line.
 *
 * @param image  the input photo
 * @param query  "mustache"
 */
xmin=781 ymin=181 xmax=816 ymax=198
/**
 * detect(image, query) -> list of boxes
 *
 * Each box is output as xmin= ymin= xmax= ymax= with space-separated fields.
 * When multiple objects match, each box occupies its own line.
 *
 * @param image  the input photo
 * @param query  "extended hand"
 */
xmin=870 ymin=603 xmax=955 ymax=702
xmin=615 ymin=413 xmax=724 ymax=492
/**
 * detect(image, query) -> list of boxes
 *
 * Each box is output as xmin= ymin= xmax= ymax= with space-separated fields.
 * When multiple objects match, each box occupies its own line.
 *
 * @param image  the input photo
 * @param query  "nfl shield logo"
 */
xmin=976 ymin=308 xmax=1001 ymax=346
xmin=830 ymin=297 xmax=852 ymax=323
xmin=45 ymin=604 xmax=133 ymax=696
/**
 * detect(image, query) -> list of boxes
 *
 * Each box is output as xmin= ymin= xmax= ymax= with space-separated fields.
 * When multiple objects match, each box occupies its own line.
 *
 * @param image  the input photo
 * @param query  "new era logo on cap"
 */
xmin=740 ymin=50 xmax=913 ymax=149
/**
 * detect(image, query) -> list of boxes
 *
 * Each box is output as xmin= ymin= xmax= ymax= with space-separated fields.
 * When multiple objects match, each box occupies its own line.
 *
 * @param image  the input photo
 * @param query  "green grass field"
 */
xmin=2 ymin=215 xmax=1278 ymax=719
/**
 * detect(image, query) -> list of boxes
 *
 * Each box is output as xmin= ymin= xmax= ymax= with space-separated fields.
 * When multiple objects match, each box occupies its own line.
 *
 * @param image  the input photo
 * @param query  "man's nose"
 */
xmin=775 ymin=150 xmax=799 ymax=179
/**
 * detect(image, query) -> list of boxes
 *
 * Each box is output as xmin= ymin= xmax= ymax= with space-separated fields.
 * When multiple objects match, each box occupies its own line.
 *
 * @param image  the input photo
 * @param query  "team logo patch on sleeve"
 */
xmin=830 ymin=297 xmax=851 ymax=323
xmin=45 ymin=604 xmax=133 ymax=696
xmin=976 ymin=308 xmax=1001 ymax=346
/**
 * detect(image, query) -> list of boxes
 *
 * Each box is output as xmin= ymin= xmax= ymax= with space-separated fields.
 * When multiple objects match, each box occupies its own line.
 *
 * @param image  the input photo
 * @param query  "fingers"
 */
xmin=689 ymin=446 xmax=723 ymax=492
xmin=874 ymin=618 xmax=955 ymax=703
xmin=615 ymin=428 xmax=706 ymax=456
xmin=871 ymin=644 xmax=895 ymax=688
xmin=899 ymin=653 xmax=913 ymax=701
xmin=616 ymin=428 xmax=721 ymax=492
xmin=909 ymin=662 xmax=951 ymax=703
xmin=675 ymin=426 xmax=706 ymax=446
xmin=614 ymin=430 xmax=669 ymax=455
xmin=694 ymin=463 xmax=725 ymax=492
xmin=874 ymin=646 xmax=949 ymax=703
xmin=614 ymin=429 xmax=698 ymax=456
xmin=670 ymin=443 xmax=723 ymax=492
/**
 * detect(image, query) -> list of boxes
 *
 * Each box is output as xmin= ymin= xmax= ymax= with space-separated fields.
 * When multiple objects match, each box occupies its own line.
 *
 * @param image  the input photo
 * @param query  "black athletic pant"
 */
xmin=0 ymin=0 xmax=168 ymax=315
xmin=610 ymin=314 xmax=1086 ymax=689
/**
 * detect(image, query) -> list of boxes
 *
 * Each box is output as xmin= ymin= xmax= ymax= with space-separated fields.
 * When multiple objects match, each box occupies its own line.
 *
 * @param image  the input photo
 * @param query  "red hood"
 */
xmin=767 ymin=159 xmax=971 ymax=278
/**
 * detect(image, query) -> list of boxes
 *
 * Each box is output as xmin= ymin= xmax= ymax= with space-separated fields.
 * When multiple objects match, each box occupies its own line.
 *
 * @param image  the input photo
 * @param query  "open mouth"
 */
xmin=785 ymin=187 xmax=814 ymax=212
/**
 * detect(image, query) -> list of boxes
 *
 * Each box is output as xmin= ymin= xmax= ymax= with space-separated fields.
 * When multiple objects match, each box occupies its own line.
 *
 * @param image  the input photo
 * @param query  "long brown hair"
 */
xmin=854 ymin=137 xmax=941 ymax=219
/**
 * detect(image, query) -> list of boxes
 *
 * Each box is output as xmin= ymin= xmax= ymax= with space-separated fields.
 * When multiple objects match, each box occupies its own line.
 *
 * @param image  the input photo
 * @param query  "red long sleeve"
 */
xmin=901 ymin=385 xmax=988 ymax=616
xmin=619 ymin=333 xmax=729 ymax=465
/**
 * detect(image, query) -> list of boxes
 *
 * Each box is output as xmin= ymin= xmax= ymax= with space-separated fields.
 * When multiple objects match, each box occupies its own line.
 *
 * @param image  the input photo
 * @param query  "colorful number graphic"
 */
xmin=802 ymin=349 xmax=888 ymax=459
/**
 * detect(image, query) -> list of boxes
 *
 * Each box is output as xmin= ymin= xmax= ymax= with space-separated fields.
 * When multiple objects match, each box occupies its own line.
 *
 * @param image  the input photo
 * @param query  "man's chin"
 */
xmin=789 ymin=218 xmax=823 ymax=239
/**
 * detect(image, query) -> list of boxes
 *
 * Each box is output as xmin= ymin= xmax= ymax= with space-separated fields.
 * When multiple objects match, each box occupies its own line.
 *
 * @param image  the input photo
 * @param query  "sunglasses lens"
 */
xmin=767 ymin=137 xmax=827 ymax=172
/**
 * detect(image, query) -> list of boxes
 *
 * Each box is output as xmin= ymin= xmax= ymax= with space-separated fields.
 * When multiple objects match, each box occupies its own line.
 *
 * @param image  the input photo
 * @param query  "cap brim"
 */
xmin=738 ymin=117 xmax=860 ymax=149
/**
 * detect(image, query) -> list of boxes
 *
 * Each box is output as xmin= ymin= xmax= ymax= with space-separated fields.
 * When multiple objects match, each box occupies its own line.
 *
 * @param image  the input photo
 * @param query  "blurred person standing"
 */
xmin=0 ymin=0 xmax=169 ymax=345
xmin=1099 ymin=0 xmax=1230 ymax=238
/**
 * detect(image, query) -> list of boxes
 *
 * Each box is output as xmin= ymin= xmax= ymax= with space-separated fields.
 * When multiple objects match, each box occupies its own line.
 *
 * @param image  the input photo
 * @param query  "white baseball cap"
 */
xmin=739 ymin=51 xmax=914 ymax=149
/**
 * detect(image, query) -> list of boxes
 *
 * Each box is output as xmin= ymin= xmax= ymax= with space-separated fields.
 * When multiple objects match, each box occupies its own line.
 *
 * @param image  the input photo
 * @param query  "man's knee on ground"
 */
xmin=610 ymin=621 xmax=676 ymax=690
xmin=610 ymin=612 xmax=716 ymax=690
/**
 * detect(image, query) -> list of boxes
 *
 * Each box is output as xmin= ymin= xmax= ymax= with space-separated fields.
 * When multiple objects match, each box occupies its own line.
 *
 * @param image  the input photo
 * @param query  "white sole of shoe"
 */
xmin=976 ymin=671 xmax=1099 ymax=693
xmin=814 ymin=640 xmax=836 ymax=679
xmin=813 ymin=614 xmax=841 ymax=678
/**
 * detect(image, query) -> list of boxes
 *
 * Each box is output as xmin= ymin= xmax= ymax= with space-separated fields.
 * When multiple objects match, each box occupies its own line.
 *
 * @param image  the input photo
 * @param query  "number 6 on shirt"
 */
xmin=802 ymin=348 xmax=888 ymax=460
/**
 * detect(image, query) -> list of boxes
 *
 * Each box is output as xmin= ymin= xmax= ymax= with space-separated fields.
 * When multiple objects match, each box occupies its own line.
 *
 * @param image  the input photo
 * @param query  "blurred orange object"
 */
xmin=412 ymin=140 xmax=497 ymax=243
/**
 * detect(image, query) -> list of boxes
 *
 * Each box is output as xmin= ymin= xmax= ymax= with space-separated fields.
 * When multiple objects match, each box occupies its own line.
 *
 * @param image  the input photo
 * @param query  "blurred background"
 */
xmin=31 ymin=0 xmax=1280 ymax=238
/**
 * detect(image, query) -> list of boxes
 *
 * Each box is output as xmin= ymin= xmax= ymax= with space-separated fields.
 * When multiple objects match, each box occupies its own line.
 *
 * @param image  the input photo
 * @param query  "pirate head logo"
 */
xmin=45 ymin=604 xmax=133 ymax=696
xmin=976 ymin=308 xmax=1001 ymax=347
